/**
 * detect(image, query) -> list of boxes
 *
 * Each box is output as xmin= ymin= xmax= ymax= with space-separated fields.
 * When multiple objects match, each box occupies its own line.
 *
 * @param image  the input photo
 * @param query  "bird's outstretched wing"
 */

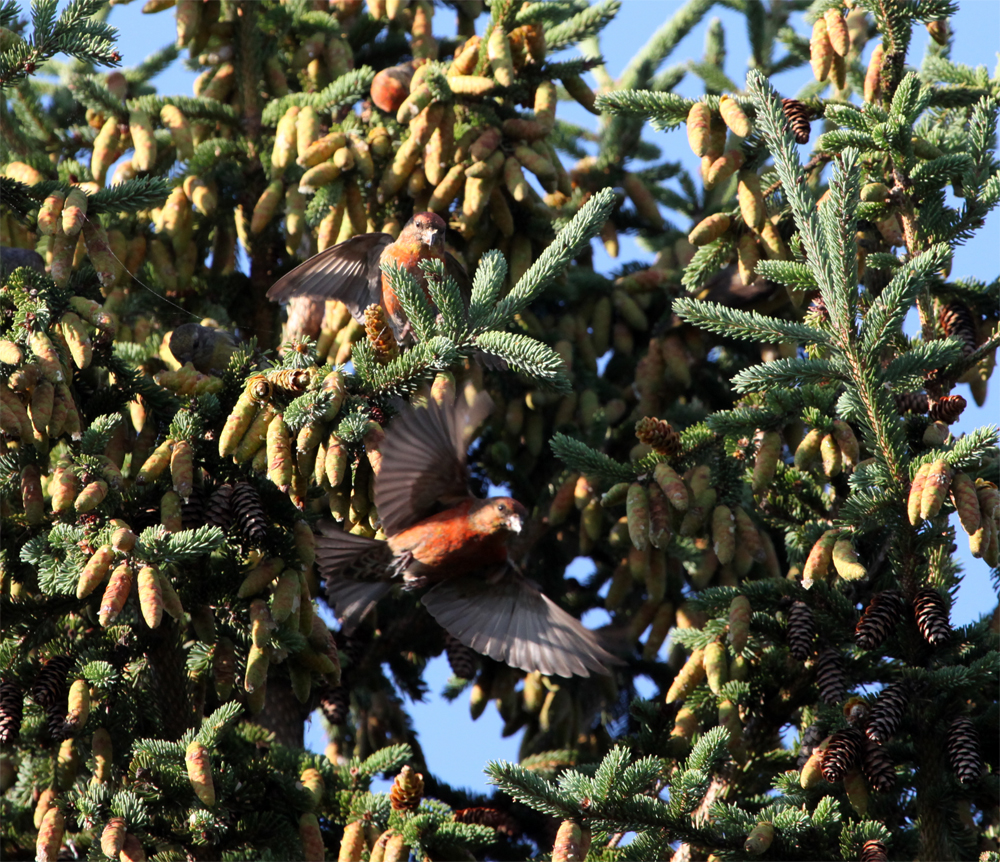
xmin=266 ymin=233 xmax=393 ymax=318
xmin=315 ymin=522 xmax=393 ymax=631
xmin=420 ymin=570 xmax=621 ymax=678
xmin=375 ymin=391 xmax=493 ymax=536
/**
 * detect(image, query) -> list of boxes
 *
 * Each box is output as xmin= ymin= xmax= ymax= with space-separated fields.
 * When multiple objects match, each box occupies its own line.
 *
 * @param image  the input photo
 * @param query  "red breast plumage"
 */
xmin=313 ymin=392 xmax=620 ymax=678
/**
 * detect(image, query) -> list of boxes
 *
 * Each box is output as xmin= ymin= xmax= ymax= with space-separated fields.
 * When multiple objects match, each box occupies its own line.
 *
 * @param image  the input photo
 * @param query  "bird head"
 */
xmin=407 ymin=211 xmax=447 ymax=250
xmin=472 ymin=497 xmax=527 ymax=536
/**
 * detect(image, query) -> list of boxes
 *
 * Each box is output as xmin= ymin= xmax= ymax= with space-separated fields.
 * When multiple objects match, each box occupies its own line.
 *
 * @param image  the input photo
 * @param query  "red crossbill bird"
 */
xmin=266 ymin=211 xmax=469 ymax=342
xmin=315 ymin=391 xmax=619 ymax=678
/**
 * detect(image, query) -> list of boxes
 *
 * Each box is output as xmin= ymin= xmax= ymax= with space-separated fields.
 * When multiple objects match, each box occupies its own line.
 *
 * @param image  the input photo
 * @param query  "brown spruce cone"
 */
xmin=131 ymin=502 xmax=162 ymax=533
xmin=634 ymin=417 xmax=681 ymax=456
xmin=231 ymin=482 xmax=269 ymax=545
xmin=389 ymin=764 xmax=424 ymax=811
xmin=319 ymin=686 xmax=350 ymax=725
xmin=855 ymin=590 xmax=904 ymax=650
xmin=821 ymin=727 xmax=864 ymax=782
xmin=806 ymin=292 xmax=828 ymax=322
xmin=445 ymin=633 xmax=478 ymax=680
xmin=205 ymin=483 xmax=234 ymax=531
xmin=32 ymin=656 xmax=73 ymax=713
xmin=781 ymin=98 xmax=812 ymax=143
xmin=946 ymin=716 xmax=984 ymax=785
xmin=866 ymin=682 xmax=906 ymax=744
xmin=913 ymin=588 xmax=950 ymax=646
xmin=453 ymin=807 xmax=520 ymax=838
xmin=862 ymin=737 xmax=895 ymax=792
xmin=32 ymin=655 xmax=74 ymax=741
xmin=893 ymin=391 xmax=929 ymax=415
xmin=938 ymin=301 xmax=978 ymax=356
xmin=365 ymin=303 xmax=399 ymax=365
xmin=181 ymin=485 xmax=206 ymax=530
xmin=860 ymin=839 xmax=888 ymax=862
xmin=787 ymin=600 xmax=816 ymax=661
xmin=928 ymin=394 xmax=966 ymax=424
xmin=797 ymin=723 xmax=825 ymax=768
xmin=0 ymin=680 xmax=24 ymax=745
xmin=816 ymin=648 xmax=847 ymax=705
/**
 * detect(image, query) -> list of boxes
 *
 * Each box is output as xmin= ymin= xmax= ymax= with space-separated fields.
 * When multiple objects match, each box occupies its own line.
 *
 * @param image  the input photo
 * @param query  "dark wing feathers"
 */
xmin=421 ymin=571 xmax=620 ymax=678
xmin=315 ymin=521 xmax=393 ymax=631
xmin=265 ymin=233 xmax=392 ymax=318
xmin=375 ymin=391 xmax=493 ymax=536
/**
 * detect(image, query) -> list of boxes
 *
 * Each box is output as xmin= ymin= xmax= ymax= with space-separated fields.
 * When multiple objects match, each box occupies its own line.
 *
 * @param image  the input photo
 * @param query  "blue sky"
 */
xmin=94 ymin=0 xmax=999 ymax=793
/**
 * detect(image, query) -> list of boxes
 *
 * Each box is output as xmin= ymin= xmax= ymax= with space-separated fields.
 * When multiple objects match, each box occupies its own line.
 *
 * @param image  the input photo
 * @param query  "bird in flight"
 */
xmin=315 ymin=391 xmax=620 ymax=678
xmin=266 ymin=211 xmax=469 ymax=342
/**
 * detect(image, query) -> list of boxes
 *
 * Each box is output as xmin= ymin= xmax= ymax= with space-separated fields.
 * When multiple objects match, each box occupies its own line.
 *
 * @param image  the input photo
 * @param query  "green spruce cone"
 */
xmin=866 ymin=683 xmax=907 ymax=744
xmin=862 ymin=737 xmax=895 ymax=792
xmin=855 ymin=590 xmax=904 ymax=651
xmin=913 ymin=588 xmax=951 ymax=646
xmin=821 ymin=727 xmax=864 ymax=782
xmin=946 ymin=716 xmax=984 ymax=785
xmin=787 ymin=600 xmax=816 ymax=661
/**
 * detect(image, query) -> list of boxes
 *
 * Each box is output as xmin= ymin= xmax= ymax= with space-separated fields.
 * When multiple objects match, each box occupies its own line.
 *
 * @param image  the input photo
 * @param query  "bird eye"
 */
xmin=497 ymin=503 xmax=506 ymax=513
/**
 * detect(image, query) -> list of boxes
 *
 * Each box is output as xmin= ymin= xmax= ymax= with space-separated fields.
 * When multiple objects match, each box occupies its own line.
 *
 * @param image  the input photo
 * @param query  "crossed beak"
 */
xmin=422 ymin=226 xmax=443 ymax=247
xmin=506 ymin=512 xmax=523 ymax=534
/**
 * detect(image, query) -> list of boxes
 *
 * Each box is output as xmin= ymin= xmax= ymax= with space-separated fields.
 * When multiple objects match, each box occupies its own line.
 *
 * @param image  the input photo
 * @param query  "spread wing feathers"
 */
xmin=375 ymin=391 xmax=493 ymax=536
xmin=420 ymin=573 xmax=620 ymax=678
xmin=325 ymin=578 xmax=392 ymax=633
xmin=314 ymin=523 xmax=394 ymax=631
xmin=265 ymin=233 xmax=392 ymax=315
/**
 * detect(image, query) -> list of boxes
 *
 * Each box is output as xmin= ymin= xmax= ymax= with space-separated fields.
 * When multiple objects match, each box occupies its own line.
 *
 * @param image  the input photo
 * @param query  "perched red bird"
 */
xmin=266 ymin=211 xmax=469 ymax=342
xmin=316 ymin=392 xmax=619 ymax=678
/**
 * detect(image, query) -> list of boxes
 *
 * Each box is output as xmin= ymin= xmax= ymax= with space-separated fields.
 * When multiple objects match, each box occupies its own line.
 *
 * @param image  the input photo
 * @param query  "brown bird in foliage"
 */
xmin=266 ymin=211 xmax=469 ymax=342
xmin=315 ymin=392 xmax=619 ymax=678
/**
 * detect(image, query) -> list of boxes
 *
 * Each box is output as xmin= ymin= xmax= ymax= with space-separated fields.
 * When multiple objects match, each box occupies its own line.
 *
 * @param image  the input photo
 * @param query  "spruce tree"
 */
xmin=0 ymin=1 xmax=997 ymax=862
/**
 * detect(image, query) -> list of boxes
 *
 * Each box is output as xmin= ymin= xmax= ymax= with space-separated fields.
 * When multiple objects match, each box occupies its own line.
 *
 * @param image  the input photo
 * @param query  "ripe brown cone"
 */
xmin=860 ymin=839 xmax=888 ymax=862
xmin=862 ymin=737 xmax=895 ymax=792
xmin=389 ymin=764 xmax=424 ymax=811
xmin=866 ymin=682 xmax=906 ymax=744
xmin=946 ymin=716 xmax=984 ymax=785
xmin=781 ymin=98 xmax=811 ymax=143
xmin=445 ymin=633 xmax=477 ymax=680
xmin=821 ymin=727 xmax=864 ymax=782
xmin=232 ymin=482 xmax=269 ymax=545
xmin=453 ymin=807 xmax=519 ymax=838
xmin=938 ymin=301 xmax=978 ymax=356
xmin=855 ymin=590 xmax=903 ymax=651
xmin=787 ymin=600 xmax=816 ymax=661
xmin=0 ymin=680 xmax=24 ymax=745
xmin=205 ymin=483 xmax=233 ymax=531
xmin=893 ymin=391 xmax=929 ymax=415
xmin=928 ymin=394 xmax=966 ymax=424
xmin=913 ymin=588 xmax=950 ymax=646
xmin=816 ymin=648 xmax=846 ymax=705
xmin=319 ymin=685 xmax=350 ymax=725
xmin=634 ymin=417 xmax=681 ymax=456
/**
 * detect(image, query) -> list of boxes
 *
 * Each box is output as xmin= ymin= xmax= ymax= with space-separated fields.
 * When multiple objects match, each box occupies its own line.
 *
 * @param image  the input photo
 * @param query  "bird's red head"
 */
xmin=402 ymin=211 xmax=447 ymax=250
xmin=469 ymin=497 xmax=527 ymax=536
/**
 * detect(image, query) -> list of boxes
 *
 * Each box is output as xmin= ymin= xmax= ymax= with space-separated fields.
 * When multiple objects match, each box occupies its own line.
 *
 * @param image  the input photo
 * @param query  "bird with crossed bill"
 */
xmin=266 ymin=211 xmax=468 ymax=343
xmin=314 ymin=391 xmax=620 ymax=678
